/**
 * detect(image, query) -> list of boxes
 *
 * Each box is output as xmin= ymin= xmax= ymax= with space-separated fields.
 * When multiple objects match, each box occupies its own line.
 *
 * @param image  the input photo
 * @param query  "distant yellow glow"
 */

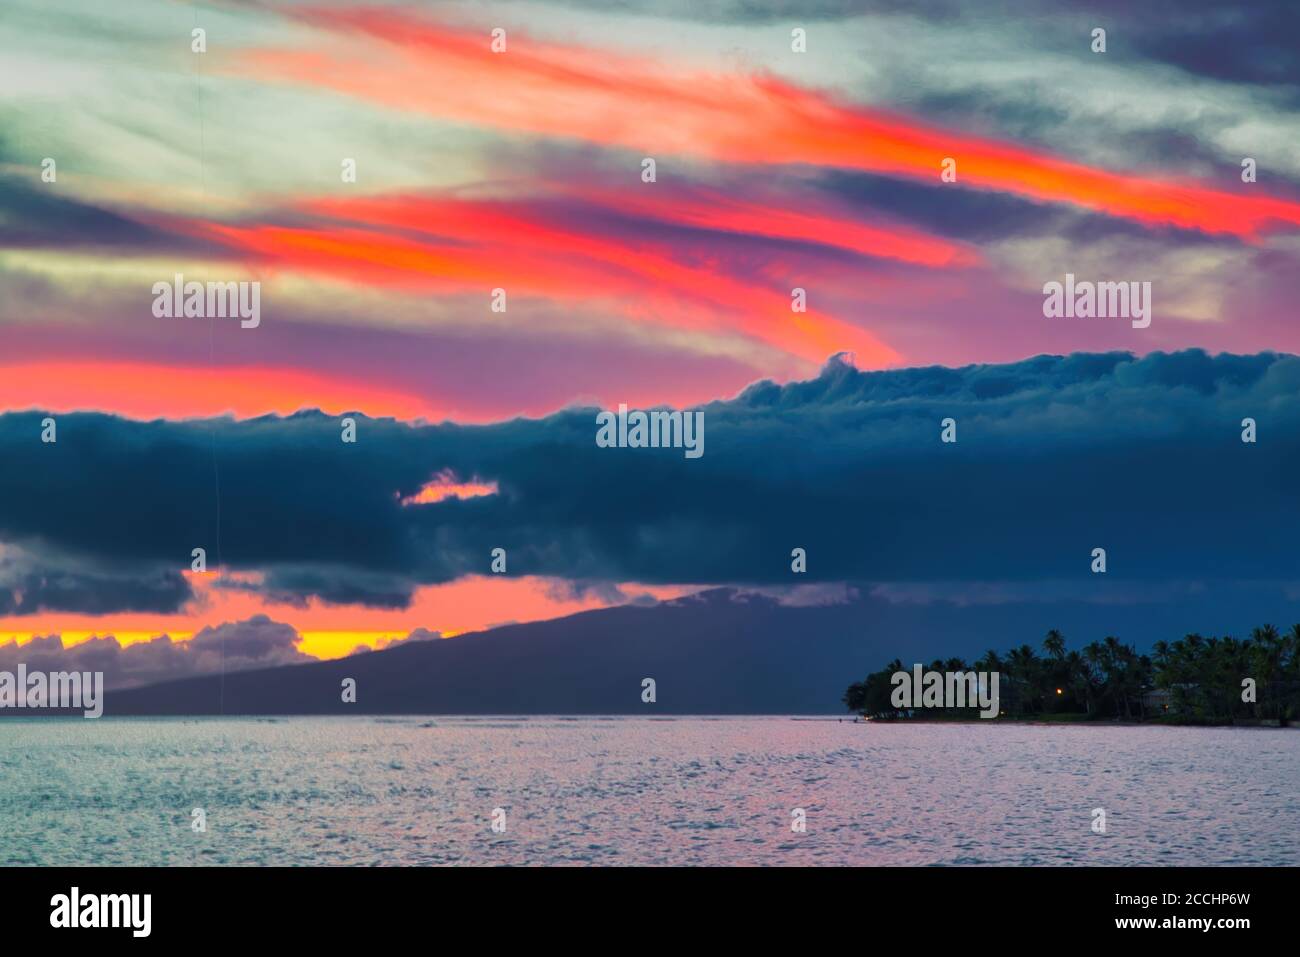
xmin=299 ymin=632 xmax=409 ymax=659
xmin=297 ymin=630 xmax=463 ymax=659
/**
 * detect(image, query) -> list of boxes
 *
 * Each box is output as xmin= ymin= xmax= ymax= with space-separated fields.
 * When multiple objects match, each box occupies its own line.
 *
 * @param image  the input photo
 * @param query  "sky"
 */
xmin=2 ymin=0 xmax=1299 ymax=681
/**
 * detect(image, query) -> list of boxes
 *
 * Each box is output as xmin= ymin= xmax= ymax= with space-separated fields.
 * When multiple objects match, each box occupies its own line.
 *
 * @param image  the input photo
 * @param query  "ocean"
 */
xmin=2 ymin=717 xmax=1296 ymax=866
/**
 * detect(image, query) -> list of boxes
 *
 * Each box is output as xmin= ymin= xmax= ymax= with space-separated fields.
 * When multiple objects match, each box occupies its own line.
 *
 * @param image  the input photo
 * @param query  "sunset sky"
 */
xmin=2 ymin=0 xmax=1299 ymax=679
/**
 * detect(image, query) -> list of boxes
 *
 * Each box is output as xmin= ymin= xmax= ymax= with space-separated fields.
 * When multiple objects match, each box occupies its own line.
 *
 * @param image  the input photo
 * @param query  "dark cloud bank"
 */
xmin=2 ymin=349 xmax=1297 ymax=615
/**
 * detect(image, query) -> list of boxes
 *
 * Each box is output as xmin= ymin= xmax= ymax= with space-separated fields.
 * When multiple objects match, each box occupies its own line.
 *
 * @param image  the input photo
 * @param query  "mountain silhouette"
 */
xmin=103 ymin=589 xmax=877 ymax=715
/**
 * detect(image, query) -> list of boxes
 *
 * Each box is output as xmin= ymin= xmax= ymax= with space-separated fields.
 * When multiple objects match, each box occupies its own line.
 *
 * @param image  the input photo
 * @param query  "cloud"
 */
xmin=241 ymin=6 xmax=1300 ymax=237
xmin=251 ymin=566 xmax=420 ymax=610
xmin=347 ymin=628 xmax=443 ymax=656
xmin=0 ymin=611 xmax=460 ymax=690
xmin=0 ymin=615 xmax=314 ymax=689
xmin=0 ymin=170 xmax=223 ymax=257
xmin=0 ymin=543 xmax=192 ymax=616
xmin=6 ymin=2 xmax=1300 ymax=418
xmin=1122 ymin=1 xmax=1300 ymax=95
xmin=3 ymin=349 xmax=1298 ymax=607
xmin=187 ymin=186 xmax=906 ymax=367
xmin=731 ymin=583 xmax=861 ymax=606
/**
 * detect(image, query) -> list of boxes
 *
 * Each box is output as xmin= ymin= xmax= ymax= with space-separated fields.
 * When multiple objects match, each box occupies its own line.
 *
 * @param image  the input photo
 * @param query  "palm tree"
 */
xmin=1151 ymin=640 xmax=1171 ymax=671
xmin=1066 ymin=650 xmax=1094 ymax=715
xmin=1097 ymin=636 xmax=1149 ymax=718
xmin=1006 ymin=644 xmax=1042 ymax=713
xmin=1287 ymin=625 xmax=1300 ymax=679
xmin=1083 ymin=641 xmax=1108 ymax=715
xmin=1040 ymin=630 xmax=1069 ymax=711
xmin=1250 ymin=625 xmax=1285 ymax=719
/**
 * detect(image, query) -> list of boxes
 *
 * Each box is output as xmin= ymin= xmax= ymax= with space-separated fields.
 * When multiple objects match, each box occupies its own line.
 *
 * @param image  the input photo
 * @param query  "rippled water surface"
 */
xmin=1 ymin=717 xmax=1295 ymax=865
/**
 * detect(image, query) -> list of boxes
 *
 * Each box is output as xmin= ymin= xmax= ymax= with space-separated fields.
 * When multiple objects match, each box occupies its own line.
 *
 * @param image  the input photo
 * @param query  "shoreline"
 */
xmin=850 ymin=715 xmax=1297 ymax=728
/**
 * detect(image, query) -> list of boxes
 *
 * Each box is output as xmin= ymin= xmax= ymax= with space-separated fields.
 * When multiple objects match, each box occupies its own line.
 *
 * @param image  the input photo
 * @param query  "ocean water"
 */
xmin=1 ymin=717 xmax=1295 ymax=866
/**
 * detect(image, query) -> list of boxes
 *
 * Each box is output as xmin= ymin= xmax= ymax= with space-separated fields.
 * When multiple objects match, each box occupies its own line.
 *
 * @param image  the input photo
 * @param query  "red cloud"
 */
xmin=241 ymin=6 xmax=1300 ymax=239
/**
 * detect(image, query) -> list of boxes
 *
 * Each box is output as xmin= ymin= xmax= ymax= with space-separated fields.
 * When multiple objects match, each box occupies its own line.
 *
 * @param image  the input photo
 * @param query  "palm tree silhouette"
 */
xmin=844 ymin=624 xmax=1299 ymax=723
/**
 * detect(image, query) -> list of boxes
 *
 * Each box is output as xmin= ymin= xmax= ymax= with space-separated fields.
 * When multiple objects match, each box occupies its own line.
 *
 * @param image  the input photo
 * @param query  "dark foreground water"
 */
xmin=1 ymin=717 xmax=1295 ymax=865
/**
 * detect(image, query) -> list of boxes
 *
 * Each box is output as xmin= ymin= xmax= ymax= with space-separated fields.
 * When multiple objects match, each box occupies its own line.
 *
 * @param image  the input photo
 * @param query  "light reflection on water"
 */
xmin=2 ymin=717 xmax=1295 ymax=865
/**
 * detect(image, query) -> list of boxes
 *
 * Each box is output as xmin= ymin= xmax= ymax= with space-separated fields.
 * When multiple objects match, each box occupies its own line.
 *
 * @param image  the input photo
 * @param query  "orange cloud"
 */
xmin=400 ymin=469 xmax=499 ymax=505
xmin=241 ymin=7 xmax=1300 ymax=238
xmin=0 ymin=575 xmax=691 ymax=661
xmin=197 ymin=213 xmax=900 ymax=366
xmin=0 ymin=359 xmax=437 ymax=420
xmin=301 ymin=187 xmax=975 ymax=270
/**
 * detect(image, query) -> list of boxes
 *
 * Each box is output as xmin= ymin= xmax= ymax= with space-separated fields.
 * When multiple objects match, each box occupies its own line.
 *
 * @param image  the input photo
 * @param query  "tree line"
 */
xmin=843 ymin=626 xmax=1300 ymax=724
